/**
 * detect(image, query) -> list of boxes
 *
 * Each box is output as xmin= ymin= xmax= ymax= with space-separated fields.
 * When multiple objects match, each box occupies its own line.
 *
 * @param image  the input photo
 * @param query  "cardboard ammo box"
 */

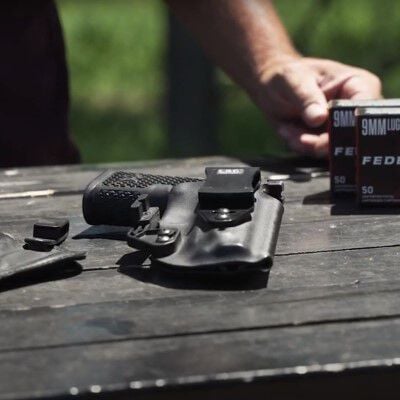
xmin=329 ymin=99 xmax=400 ymax=197
xmin=356 ymin=107 xmax=400 ymax=206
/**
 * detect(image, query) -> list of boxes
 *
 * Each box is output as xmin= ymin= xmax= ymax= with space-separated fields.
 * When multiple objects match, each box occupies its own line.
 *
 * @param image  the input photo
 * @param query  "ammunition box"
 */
xmin=356 ymin=107 xmax=400 ymax=205
xmin=329 ymin=99 xmax=400 ymax=198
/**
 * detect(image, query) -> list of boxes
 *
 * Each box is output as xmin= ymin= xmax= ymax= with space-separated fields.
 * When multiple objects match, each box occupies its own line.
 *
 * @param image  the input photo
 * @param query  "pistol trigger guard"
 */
xmin=127 ymin=226 xmax=181 ymax=258
xmin=127 ymin=193 xmax=180 ymax=257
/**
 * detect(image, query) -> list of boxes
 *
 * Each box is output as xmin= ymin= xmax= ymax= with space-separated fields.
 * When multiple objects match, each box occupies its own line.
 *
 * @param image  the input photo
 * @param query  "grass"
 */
xmin=58 ymin=0 xmax=400 ymax=163
xmin=59 ymin=0 xmax=167 ymax=162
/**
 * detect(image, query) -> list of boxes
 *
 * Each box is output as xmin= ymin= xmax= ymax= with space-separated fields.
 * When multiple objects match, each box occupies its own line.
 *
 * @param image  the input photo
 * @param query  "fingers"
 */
xmin=277 ymin=124 xmax=305 ymax=153
xmin=262 ymin=57 xmax=382 ymax=159
xmin=316 ymin=61 xmax=383 ymax=101
xmin=340 ymin=73 xmax=382 ymax=100
xmin=300 ymin=132 xmax=329 ymax=157
xmin=275 ymin=62 xmax=329 ymax=127
xmin=277 ymin=122 xmax=328 ymax=157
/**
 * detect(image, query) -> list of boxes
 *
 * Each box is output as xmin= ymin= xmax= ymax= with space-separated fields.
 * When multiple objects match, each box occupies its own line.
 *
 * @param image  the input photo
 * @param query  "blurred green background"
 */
xmin=57 ymin=0 xmax=400 ymax=163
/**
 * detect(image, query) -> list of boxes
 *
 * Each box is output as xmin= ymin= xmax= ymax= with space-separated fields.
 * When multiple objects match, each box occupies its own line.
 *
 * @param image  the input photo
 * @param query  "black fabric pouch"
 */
xmin=0 ymin=233 xmax=86 ymax=281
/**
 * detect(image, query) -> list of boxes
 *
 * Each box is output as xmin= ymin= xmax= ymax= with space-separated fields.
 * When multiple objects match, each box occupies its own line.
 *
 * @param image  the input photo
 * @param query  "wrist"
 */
xmin=248 ymin=51 xmax=302 ymax=109
xmin=258 ymin=52 xmax=302 ymax=82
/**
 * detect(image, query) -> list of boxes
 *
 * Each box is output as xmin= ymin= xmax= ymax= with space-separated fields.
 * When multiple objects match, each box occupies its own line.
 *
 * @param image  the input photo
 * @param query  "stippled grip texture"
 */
xmin=102 ymin=171 xmax=200 ymax=188
xmin=83 ymin=171 xmax=202 ymax=226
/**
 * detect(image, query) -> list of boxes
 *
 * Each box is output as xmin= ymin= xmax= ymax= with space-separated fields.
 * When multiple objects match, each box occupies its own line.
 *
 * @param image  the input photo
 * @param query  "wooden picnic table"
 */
xmin=0 ymin=156 xmax=399 ymax=400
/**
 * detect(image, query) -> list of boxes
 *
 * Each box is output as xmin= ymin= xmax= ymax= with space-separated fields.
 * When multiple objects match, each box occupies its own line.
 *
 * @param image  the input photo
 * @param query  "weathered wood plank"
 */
xmin=271 ymin=246 xmax=400 ymax=289
xmin=0 ymin=246 xmax=398 ymax=312
xmin=0 ymin=195 xmax=83 ymax=222
xmin=0 ymin=157 xmax=235 ymax=196
xmin=1 ymin=318 xmax=400 ymax=400
xmin=1 ymin=190 xmax=399 ymax=245
xmin=0 ymin=155 xmax=394 ymax=233
xmin=0 ymin=156 xmax=237 ymax=177
xmin=276 ymin=218 xmax=400 ymax=254
xmin=1 ymin=156 xmax=399 ymax=400
xmin=0 ymin=156 xmax=331 ymax=203
xmin=1 ymin=155 xmax=324 ymax=178
xmin=1 ymin=279 xmax=400 ymax=352
xmin=3 ymin=214 xmax=400 ymax=261
xmin=0 ymin=192 xmax=398 ymax=235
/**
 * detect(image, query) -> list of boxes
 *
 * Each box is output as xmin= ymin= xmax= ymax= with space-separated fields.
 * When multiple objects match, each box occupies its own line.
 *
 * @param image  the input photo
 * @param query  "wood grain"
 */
xmin=0 ymin=156 xmax=399 ymax=400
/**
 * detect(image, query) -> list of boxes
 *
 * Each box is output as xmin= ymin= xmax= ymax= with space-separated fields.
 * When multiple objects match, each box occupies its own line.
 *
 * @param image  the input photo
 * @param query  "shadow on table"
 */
xmin=117 ymin=252 xmax=269 ymax=291
xmin=302 ymin=190 xmax=331 ymax=205
xmin=303 ymin=191 xmax=400 ymax=215
xmin=249 ymin=156 xmax=399 ymax=215
xmin=73 ymin=225 xmax=129 ymax=241
xmin=0 ymin=262 xmax=82 ymax=293
xmin=245 ymin=155 xmax=328 ymax=175
xmin=331 ymin=203 xmax=400 ymax=216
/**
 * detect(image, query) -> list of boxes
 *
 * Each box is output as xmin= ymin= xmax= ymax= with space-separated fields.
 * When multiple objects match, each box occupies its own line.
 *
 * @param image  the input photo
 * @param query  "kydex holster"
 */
xmin=83 ymin=167 xmax=284 ymax=273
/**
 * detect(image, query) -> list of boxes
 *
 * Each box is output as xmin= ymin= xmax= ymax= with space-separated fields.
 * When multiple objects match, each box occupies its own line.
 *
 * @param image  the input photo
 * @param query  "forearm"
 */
xmin=166 ymin=0 xmax=382 ymax=157
xmin=165 ymin=0 xmax=299 ymax=97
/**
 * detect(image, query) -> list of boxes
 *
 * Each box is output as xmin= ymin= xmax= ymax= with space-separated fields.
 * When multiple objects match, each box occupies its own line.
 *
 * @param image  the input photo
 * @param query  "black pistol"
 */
xmin=83 ymin=167 xmax=284 ymax=273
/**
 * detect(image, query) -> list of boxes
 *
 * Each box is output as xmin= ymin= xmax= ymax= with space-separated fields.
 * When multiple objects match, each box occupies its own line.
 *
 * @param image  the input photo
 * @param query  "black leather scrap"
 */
xmin=0 ymin=233 xmax=86 ymax=281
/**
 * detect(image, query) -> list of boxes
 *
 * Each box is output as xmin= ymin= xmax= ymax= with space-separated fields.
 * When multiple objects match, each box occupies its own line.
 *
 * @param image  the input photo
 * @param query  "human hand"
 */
xmin=255 ymin=57 xmax=382 ymax=157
